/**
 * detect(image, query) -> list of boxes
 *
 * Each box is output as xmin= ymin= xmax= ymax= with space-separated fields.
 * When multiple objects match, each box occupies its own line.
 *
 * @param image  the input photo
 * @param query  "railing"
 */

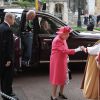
xmin=0 ymin=91 xmax=16 ymax=100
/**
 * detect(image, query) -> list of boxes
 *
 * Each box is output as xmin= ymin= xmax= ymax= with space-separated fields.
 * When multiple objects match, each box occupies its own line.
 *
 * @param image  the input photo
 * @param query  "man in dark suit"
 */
xmin=0 ymin=13 xmax=18 ymax=100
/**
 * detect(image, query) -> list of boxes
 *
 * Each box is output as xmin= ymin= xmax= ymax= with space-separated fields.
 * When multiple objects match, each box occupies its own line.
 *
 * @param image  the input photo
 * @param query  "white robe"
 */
xmin=87 ymin=43 xmax=100 ymax=55
xmin=82 ymin=43 xmax=100 ymax=99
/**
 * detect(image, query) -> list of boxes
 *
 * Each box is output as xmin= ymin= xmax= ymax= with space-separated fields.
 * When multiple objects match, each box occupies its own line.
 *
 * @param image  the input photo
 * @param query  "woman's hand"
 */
xmin=67 ymin=56 xmax=69 ymax=63
xmin=75 ymin=47 xmax=81 ymax=52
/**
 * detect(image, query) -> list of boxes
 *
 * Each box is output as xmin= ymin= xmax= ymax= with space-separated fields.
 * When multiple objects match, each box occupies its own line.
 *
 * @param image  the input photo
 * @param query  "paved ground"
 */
xmin=0 ymin=64 xmax=91 ymax=100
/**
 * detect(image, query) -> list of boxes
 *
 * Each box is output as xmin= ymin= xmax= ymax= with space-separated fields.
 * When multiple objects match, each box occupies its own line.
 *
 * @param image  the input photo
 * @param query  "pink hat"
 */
xmin=56 ymin=26 xmax=73 ymax=35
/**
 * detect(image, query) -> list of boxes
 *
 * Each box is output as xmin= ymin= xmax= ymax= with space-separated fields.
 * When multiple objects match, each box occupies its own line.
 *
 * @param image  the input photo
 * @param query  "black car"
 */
xmin=0 ymin=8 xmax=100 ymax=69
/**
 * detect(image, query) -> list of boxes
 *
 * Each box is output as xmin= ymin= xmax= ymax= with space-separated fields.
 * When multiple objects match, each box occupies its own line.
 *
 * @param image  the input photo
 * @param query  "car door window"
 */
xmin=0 ymin=16 xmax=3 ymax=24
xmin=40 ymin=18 xmax=52 ymax=34
xmin=10 ymin=13 xmax=21 ymax=36
xmin=38 ymin=16 xmax=63 ymax=34
xmin=0 ymin=12 xmax=4 ymax=24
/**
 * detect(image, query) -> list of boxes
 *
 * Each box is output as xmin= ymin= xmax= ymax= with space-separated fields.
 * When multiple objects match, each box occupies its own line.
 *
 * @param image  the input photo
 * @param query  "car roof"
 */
xmin=4 ymin=8 xmax=24 ymax=14
xmin=3 ymin=8 xmax=65 ymax=22
xmin=1 ymin=8 xmax=100 ymax=39
xmin=80 ymin=32 xmax=100 ymax=37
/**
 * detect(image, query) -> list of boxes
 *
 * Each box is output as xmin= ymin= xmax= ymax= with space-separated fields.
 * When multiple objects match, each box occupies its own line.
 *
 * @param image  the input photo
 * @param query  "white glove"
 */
xmin=67 ymin=56 xmax=69 ymax=63
xmin=75 ymin=46 xmax=82 ymax=52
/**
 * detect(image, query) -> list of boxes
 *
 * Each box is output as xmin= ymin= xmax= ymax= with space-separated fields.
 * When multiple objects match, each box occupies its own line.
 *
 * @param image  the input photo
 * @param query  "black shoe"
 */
xmin=22 ymin=60 xmax=30 ymax=66
xmin=51 ymin=96 xmax=58 ymax=100
xmin=59 ymin=92 xmax=68 ymax=99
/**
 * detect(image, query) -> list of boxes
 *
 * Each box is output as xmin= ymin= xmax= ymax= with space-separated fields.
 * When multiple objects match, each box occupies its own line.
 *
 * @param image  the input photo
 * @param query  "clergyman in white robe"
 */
xmin=81 ymin=41 xmax=100 ymax=100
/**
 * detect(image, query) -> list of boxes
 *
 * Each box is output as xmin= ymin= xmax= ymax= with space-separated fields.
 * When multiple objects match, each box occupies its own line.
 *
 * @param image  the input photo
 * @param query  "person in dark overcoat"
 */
xmin=0 ymin=13 xmax=18 ymax=100
xmin=20 ymin=10 xmax=36 ymax=65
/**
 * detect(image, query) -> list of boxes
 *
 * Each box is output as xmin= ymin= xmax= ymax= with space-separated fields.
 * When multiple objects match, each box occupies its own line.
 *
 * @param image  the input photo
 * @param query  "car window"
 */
xmin=0 ymin=17 xmax=3 ymax=24
xmin=38 ymin=17 xmax=53 ymax=34
xmin=11 ymin=13 xmax=21 ymax=36
xmin=0 ymin=12 xmax=4 ymax=24
xmin=38 ymin=15 xmax=63 ymax=34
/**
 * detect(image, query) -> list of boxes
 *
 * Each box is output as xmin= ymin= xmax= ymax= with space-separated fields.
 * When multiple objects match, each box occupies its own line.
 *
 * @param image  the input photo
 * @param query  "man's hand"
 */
xmin=5 ymin=61 xmax=11 ymax=67
xmin=96 ymin=53 xmax=100 ymax=64
xmin=80 ymin=46 xmax=87 ymax=53
xmin=96 ymin=53 xmax=100 ymax=69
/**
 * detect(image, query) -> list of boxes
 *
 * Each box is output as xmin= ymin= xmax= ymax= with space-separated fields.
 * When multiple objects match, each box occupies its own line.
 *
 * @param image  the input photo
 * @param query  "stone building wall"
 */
xmin=47 ymin=0 xmax=68 ymax=23
xmin=95 ymin=0 xmax=100 ymax=15
xmin=0 ymin=0 xmax=4 ymax=6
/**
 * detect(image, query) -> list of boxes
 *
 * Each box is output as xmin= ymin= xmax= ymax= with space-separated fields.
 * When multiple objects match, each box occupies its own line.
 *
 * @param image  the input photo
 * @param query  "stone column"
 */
xmin=95 ymin=0 xmax=100 ymax=15
xmin=0 ymin=0 xmax=4 ymax=6
xmin=49 ymin=2 xmax=55 ymax=15
xmin=87 ymin=0 xmax=95 ymax=15
xmin=63 ymin=2 xmax=68 ymax=24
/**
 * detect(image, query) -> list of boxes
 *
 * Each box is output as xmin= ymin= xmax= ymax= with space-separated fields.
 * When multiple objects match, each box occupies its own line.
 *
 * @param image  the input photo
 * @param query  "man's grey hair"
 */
xmin=38 ymin=0 xmax=42 ymax=3
xmin=4 ymin=12 xmax=15 ymax=20
xmin=26 ymin=10 xmax=36 ymax=16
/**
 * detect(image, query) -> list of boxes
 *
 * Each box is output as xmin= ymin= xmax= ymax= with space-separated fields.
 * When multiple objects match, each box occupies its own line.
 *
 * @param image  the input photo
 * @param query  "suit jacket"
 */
xmin=0 ymin=22 xmax=14 ymax=66
xmin=20 ymin=10 xmax=27 ymax=32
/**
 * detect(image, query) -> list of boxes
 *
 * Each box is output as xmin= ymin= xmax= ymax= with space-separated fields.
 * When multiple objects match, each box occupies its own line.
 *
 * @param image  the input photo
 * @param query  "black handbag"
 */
xmin=68 ymin=69 xmax=72 ymax=80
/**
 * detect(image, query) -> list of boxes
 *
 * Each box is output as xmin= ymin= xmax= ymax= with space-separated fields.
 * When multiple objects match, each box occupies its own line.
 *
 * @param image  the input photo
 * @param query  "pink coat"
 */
xmin=50 ymin=35 xmax=75 ymax=85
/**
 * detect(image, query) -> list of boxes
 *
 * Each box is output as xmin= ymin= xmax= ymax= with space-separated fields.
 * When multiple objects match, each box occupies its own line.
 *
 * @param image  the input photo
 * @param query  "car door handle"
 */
xmin=43 ymin=39 xmax=52 ymax=42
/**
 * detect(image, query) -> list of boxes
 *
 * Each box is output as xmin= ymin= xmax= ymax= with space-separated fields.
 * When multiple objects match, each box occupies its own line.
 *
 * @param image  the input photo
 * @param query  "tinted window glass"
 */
xmin=0 ymin=12 xmax=4 ymax=24
xmin=11 ymin=13 xmax=21 ymax=36
xmin=0 ymin=17 xmax=2 ymax=24
xmin=38 ymin=15 xmax=63 ymax=34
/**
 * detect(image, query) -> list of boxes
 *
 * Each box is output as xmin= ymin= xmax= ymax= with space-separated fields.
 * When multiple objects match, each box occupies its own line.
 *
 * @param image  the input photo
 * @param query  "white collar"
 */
xmin=4 ymin=21 xmax=10 ymax=27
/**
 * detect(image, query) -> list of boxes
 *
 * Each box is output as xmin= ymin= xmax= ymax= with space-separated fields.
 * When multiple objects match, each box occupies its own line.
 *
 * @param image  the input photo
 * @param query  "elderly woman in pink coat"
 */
xmin=50 ymin=26 xmax=82 ymax=100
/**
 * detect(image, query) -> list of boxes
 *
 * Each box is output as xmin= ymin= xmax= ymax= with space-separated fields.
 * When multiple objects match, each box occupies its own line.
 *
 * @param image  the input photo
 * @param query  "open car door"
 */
xmin=37 ymin=14 xmax=63 ymax=63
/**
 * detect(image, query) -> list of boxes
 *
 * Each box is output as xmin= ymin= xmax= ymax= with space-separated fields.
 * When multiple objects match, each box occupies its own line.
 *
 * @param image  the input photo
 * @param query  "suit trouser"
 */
xmin=22 ymin=32 xmax=33 ymax=61
xmin=0 ymin=66 xmax=14 ymax=99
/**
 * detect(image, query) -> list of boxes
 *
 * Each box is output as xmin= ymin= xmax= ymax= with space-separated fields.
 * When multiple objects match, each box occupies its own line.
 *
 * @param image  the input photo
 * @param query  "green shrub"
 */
xmin=12 ymin=1 xmax=34 ymax=8
xmin=94 ymin=28 xmax=100 ymax=31
xmin=72 ymin=27 xmax=86 ymax=32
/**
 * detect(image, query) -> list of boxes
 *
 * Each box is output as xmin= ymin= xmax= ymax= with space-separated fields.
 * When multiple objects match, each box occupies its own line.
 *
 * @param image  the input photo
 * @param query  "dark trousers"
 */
xmin=22 ymin=32 xmax=33 ymax=61
xmin=0 ymin=65 xmax=14 ymax=99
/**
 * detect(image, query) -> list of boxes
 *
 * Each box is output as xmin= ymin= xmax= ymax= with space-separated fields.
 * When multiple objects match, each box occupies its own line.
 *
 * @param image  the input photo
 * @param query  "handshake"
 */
xmin=75 ymin=46 xmax=87 ymax=53
xmin=80 ymin=46 xmax=88 ymax=53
